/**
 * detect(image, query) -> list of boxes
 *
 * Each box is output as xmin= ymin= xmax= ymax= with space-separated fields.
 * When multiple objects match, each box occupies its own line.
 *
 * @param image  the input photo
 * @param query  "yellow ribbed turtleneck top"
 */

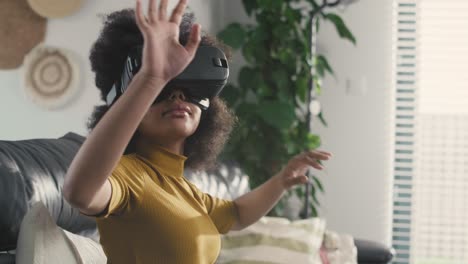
xmin=93 ymin=145 xmax=239 ymax=264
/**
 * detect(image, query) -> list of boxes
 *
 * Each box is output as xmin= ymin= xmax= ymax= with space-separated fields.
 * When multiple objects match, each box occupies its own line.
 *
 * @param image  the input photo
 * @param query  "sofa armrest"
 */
xmin=0 ymin=253 xmax=15 ymax=264
xmin=355 ymin=239 xmax=395 ymax=264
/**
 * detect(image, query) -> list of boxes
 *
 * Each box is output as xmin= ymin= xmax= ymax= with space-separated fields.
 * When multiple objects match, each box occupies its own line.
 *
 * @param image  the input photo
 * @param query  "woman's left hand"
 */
xmin=275 ymin=150 xmax=333 ymax=190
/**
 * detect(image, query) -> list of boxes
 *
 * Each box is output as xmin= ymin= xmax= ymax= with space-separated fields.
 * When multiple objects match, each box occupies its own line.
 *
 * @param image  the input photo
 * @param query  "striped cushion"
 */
xmin=217 ymin=217 xmax=326 ymax=264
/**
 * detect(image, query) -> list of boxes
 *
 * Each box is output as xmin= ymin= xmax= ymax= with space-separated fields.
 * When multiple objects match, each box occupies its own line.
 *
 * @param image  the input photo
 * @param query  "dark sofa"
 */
xmin=0 ymin=132 xmax=394 ymax=263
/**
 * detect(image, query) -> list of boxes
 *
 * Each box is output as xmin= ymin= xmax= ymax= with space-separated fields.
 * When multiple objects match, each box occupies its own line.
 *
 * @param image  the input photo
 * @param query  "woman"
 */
xmin=63 ymin=0 xmax=332 ymax=263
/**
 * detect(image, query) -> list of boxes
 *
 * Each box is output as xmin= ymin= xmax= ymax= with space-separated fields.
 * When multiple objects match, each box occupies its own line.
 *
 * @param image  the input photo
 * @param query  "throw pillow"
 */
xmin=217 ymin=216 xmax=326 ymax=264
xmin=15 ymin=201 xmax=107 ymax=264
xmin=323 ymin=230 xmax=357 ymax=264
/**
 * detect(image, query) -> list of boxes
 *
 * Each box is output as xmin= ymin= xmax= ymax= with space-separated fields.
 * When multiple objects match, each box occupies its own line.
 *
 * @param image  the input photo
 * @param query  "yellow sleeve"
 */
xmin=92 ymin=154 xmax=146 ymax=218
xmin=199 ymin=191 xmax=239 ymax=234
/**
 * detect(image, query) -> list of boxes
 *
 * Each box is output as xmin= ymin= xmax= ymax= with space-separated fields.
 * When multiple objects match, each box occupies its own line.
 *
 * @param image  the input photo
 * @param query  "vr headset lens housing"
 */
xmin=106 ymin=45 xmax=229 ymax=110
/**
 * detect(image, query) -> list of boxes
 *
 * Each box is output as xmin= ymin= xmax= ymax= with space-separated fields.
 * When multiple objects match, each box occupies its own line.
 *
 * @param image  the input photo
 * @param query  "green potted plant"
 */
xmin=217 ymin=0 xmax=356 ymax=217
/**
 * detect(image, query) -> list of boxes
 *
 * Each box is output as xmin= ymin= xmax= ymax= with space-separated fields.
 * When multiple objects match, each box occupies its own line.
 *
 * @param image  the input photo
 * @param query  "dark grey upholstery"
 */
xmin=0 ymin=132 xmax=394 ymax=263
xmin=0 ymin=253 xmax=15 ymax=264
xmin=0 ymin=133 xmax=95 ymax=252
xmin=355 ymin=239 xmax=395 ymax=264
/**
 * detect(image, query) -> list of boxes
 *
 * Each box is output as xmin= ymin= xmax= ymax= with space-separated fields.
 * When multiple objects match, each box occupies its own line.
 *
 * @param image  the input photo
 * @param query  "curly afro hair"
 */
xmin=87 ymin=8 xmax=236 ymax=171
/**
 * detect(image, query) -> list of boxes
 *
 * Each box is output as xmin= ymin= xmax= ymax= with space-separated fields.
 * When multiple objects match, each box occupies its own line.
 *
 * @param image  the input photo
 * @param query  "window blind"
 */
xmin=392 ymin=1 xmax=418 ymax=263
xmin=392 ymin=0 xmax=468 ymax=263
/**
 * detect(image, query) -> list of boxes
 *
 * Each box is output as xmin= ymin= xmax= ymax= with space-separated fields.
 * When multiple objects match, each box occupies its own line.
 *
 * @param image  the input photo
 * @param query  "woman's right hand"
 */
xmin=135 ymin=0 xmax=201 ymax=83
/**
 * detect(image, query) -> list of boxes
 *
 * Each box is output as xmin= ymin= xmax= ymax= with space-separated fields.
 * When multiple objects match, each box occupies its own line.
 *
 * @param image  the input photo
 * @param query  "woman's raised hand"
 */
xmin=275 ymin=150 xmax=332 ymax=190
xmin=135 ymin=0 xmax=201 ymax=83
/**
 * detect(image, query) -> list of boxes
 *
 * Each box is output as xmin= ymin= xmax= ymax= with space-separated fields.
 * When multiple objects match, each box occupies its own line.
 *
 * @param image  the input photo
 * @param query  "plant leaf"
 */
xmin=285 ymin=6 xmax=301 ymax=24
xmin=238 ymin=67 xmax=256 ymax=89
xmin=242 ymin=26 xmax=269 ymax=64
xmin=295 ymin=186 xmax=304 ymax=198
xmin=310 ymin=204 xmax=318 ymax=217
xmin=256 ymin=101 xmax=296 ymax=130
xmin=272 ymin=68 xmax=290 ymax=94
xmin=313 ymin=75 xmax=322 ymax=96
xmin=323 ymin=13 xmax=356 ymax=45
xmin=306 ymin=133 xmax=321 ymax=150
xmin=220 ymin=84 xmax=241 ymax=108
xmin=316 ymin=55 xmax=334 ymax=77
xmin=242 ymin=0 xmax=258 ymax=16
xmin=296 ymin=76 xmax=309 ymax=102
xmin=318 ymin=111 xmax=328 ymax=127
xmin=312 ymin=176 xmax=324 ymax=193
xmin=217 ymin=23 xmax=247 ymax=50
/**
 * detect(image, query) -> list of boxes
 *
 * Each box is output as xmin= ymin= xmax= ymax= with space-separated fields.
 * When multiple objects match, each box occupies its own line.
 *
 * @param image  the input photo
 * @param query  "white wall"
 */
xmin=313 ymin=0 xmax=394 ymax=245
xmin=0 ymin=0 xmax=222 ymax=140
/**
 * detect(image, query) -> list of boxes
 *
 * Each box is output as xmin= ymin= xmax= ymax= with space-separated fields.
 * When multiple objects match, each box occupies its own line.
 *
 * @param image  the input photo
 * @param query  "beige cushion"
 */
xmin=217 ymin=216 xmax=326 ymax=264
xmin=323 ymin=230 xmax=358 ymax=264
xmin=16 ymin=202 xmax=106 ymax=264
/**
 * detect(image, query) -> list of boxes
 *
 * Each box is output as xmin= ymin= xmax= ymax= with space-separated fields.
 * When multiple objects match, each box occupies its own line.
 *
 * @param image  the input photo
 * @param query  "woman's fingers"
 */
xmin=135 ymin=0 xmax=149 ymax=30
xmin=305 ymin=150 xmax=332 ymax=161
xmin=289 ymin=151 xmax=329 ymax=171
xmin=288 ymin=155 xmax=321 ymax=171
xmin=185 ymin=24 xmax=201 ymax=57
xmin=303 ymin=156 xmax=324 ymax=170
xmin=317 ymin=150 xmax=333 ymax=157
xmin=170 ymin=0 xmax=187 ymax=25
xmin=281 ymin=150 xmax=332 ymax=189
xmin=158 ymin=0 xmax=168 ymax=20
xmin=148 ymin=0 xmax=159 ymax=23
xmin=137 ymin=0 xmax=179 ymax=26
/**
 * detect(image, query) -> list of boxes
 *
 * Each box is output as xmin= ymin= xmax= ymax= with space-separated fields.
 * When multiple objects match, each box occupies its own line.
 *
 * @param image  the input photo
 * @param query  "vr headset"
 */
xmin=106 ymin=45 xmax=229 ymax=110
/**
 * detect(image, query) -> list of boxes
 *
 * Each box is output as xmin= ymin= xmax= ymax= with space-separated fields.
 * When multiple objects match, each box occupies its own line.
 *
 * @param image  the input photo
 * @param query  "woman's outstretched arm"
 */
xmin=63 ymin=74 xmax=167 ymax=215
xmin=63 ymin=0 xmax=201 ymax=215
xmin=231 ymin=150 xmax=332 ymax=230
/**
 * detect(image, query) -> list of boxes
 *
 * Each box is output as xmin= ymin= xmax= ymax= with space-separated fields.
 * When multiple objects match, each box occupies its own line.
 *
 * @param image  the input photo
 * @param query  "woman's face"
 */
xmin=137 ymin=88 xmax=202 ymax=142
